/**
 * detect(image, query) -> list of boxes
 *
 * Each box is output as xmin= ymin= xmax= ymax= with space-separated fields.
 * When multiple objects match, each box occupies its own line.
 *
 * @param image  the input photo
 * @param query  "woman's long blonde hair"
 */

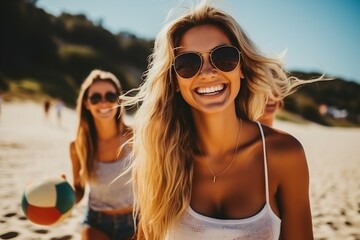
xmin=122 ymin=1 xmax=324 ymax=239
xmin=74 ymin=69 xmax=127 ymax=187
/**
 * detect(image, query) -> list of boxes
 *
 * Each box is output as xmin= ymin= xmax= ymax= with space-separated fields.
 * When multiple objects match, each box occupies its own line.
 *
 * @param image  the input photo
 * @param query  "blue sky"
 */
xmin=36 ymin=0 xmax=360 ymax=84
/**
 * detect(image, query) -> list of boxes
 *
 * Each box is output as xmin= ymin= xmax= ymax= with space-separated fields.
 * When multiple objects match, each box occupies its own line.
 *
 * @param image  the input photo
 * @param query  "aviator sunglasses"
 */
xmin=173 ymin=45 xmax=241 ymax=79
xmin=88 ymin=91 xmax=118 ymax=105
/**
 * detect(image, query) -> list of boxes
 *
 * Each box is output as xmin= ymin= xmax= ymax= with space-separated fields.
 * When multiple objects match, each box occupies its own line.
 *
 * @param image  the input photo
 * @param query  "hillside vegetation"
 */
xmin=0 ymin=0 xmax=151 ymax=105
xmin=1 ymin=0 xmax=359 ymax=127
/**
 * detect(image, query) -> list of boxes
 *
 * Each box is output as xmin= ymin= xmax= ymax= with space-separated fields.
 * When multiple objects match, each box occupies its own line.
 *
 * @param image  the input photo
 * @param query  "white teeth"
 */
xmin=196 ymin=84 xmax=225 ymax=95
xmin=99 ymin=108 xmax=111 ymax=113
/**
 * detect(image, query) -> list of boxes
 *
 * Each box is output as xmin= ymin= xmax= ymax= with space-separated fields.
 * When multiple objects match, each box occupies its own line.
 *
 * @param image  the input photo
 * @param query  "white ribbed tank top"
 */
xmin=88 ymin=155 xmax=133 ymax=211
xmin=166 ymin=122 xmax=281 ymax=240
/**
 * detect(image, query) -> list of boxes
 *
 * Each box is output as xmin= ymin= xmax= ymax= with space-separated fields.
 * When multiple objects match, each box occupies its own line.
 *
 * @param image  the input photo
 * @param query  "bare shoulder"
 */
xmin=69 ymin=140 xmax=78 ymax=159
xmin=263 ymin=125 xmax=304 ymax=153
xmin=260 ymin=124 xmax=308 ymax=180
xmin=69 ymin=140 xmax=75 ymax=151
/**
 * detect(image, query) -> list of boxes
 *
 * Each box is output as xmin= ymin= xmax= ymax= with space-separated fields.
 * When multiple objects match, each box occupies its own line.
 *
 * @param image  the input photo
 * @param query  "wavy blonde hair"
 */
xmin=74 ymin=69 xmax=127 ymax=187
xmin=122 ymin=1 xmax=324 ymax=239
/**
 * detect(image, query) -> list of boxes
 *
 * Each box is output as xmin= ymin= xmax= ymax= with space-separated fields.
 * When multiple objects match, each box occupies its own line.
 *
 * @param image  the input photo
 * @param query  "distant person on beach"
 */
xmin=259 ymin=99 xmax=284 ymax=127
xmin=121 ymin=1 xmax=325 ymax=239
xmin=69 ymin=69 xmax=134 ymax=240
xmin=43 ymin=98 xmax=51 ymax=121
xmin=54 ymin=98 xmax=64 ymax=126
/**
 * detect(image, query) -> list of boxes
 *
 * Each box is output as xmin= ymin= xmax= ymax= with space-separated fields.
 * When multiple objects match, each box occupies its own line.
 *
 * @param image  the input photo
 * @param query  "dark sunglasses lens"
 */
xmin=89 ymin=93 xmax=102 ymax=104
xmin=174 ymin=53 xmax=202 ymax=78
xmin=212 ymin=46 xmax=240 ymax=72
xmin=105 ymin=92 xmax=118 ymax=103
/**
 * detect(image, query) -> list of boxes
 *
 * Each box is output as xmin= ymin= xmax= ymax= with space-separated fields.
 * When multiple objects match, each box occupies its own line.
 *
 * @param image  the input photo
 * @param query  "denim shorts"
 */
xmin=84 ymin=208 xmax=135 ymax=240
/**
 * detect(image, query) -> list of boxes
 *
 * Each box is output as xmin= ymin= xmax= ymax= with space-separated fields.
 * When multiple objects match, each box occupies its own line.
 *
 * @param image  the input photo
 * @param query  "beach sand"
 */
xmin=0 ymin=102 xmax=359 ymax=240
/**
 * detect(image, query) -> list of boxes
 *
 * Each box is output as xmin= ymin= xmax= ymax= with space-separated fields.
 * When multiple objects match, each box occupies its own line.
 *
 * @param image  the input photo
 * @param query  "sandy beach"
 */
xmin=0 ymin=101 xmax=359 ymax=240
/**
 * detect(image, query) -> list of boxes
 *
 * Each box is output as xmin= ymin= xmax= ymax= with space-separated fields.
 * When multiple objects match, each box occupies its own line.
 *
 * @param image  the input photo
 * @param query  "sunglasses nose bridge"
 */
xmin=89 ymin=94 xmax=108 ymax=104
xmin=199 ymin=52 xmax=216 ymax=74
xmin=99 ymin=97 xmax=107 ymax=103
xmin=93 ymin=97 xmax=106 ymax=105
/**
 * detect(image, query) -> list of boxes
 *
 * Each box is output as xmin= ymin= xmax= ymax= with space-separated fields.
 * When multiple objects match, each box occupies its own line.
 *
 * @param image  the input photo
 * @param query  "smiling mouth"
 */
xmin=99 ymin=108 xmax=112 ymax=114
xmin=195 ymin=84 xmax=226 ymax=95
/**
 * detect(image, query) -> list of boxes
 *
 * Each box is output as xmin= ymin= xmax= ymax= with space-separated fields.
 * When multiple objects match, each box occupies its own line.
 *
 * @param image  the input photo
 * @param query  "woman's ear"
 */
xmin=239 ymin=67 xmax=244 ymax=80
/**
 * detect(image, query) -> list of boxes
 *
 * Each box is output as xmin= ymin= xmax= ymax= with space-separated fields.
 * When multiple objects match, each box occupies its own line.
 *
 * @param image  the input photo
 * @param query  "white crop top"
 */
xmin=88 ymin=155 xmax=133 ymax=211
xmin=166 ymin=122 xmax=281 ymax=239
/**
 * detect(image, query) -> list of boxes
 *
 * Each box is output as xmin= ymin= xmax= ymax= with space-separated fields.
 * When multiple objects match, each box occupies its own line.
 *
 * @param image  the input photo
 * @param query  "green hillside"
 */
xmin=0 ymin=0 xmax=151 ymax=106
xmin=1 ymin=0 xmax=359 ymax=127
xmin=284 ymin=72 xmax=360 ymax=127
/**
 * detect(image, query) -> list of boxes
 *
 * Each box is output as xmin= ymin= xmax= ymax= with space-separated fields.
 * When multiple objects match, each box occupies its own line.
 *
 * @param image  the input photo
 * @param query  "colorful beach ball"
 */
xmin=21 ymin=176 xmax=75 ymax=226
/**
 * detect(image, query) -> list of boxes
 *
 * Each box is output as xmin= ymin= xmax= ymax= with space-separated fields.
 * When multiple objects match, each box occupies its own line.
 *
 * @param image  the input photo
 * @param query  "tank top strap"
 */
xmin=256 ymin=121 xmax=270 ymax=204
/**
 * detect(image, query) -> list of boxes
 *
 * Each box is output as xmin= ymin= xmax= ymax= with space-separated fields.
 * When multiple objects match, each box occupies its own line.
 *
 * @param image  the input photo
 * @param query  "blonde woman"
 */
xmin=70 ymin=69 xmax=134 ymax=240
xmin=123 ymin=1 xmax=324 ymax=239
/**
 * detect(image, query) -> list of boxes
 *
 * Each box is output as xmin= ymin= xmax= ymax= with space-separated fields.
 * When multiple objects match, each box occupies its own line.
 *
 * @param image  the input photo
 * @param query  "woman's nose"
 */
xmin=199 ymin=54 xmax=216 ymax=78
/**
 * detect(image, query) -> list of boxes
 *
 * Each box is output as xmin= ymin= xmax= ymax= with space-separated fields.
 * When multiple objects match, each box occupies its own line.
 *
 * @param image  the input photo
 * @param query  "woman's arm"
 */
xmin=276 ymin=136 xmax=313 ymax=240
xmin=69 ymin=141 xmax=85 ymax=204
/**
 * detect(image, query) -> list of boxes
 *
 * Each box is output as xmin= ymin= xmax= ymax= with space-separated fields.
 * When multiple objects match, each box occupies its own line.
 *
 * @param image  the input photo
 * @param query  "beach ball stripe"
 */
xmin=24 ymin=179 xmax=57 ymax=206
xmin=26 ymin=205 xmax=62 ymax=225
xmin=21 ymin=193 xmax=29 ymax=215
xmin=55 ymin=181 xmax=75 ymax=213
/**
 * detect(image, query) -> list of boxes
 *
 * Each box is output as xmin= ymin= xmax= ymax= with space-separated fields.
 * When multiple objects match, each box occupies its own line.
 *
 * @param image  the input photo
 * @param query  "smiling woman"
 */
xmin=69 ymin=69 xmax=135 ymax=240
xmin=174 ymin=25 xmax=243 ymax=114
xmin=120 ymin=0 xmax=325 ymax=239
